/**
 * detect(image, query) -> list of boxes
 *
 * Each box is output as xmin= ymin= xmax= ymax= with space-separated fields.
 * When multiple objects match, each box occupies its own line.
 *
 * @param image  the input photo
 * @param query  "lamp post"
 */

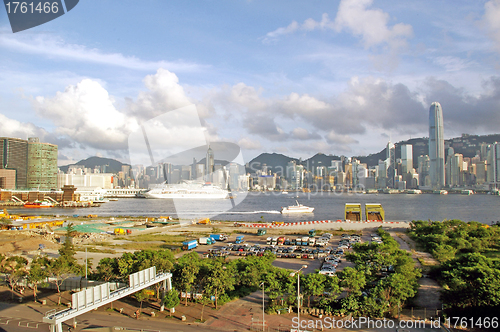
xmin=290 ymin=265 xmax=308 ymax=332
xmin=260 ymin=282 xmax=265 ymax=332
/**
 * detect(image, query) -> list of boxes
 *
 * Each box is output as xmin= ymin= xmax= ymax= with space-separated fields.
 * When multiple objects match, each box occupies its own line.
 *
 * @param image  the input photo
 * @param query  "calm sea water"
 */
xmin=6 ymin=192 xmax=500 ymax=224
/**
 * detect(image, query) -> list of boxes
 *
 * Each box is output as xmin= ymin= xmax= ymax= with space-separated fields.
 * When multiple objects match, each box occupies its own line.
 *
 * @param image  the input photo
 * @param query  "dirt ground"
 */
xmin=0 ymin=231 xmax=60 ymax=255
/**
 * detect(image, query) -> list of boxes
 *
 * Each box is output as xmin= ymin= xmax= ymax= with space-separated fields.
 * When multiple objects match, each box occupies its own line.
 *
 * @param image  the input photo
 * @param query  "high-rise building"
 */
xmin=486 ymin=143 xmax=500 ymax=189
xmin=26 ymin=137 xmax=58 ymax=190
xmin=401 ymin=144 xmax=413 ymax=174
xmin=429 ymin=102 xmax=445 ymax=189
xmin=206 ymin=145 xmax=214 ymax=182
xmin=0 ymin=137 xmax=29 ymax=189
xmin=386 ymin=141 xmax=396 ymax=188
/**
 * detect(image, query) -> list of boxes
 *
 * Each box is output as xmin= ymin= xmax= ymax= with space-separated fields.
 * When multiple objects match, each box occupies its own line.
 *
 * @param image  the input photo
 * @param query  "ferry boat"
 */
xmin=280 ymin=200 xmax=314 ymax=214
xmin=433 ymin=190 xmax=448 ymax=195
xmin=24 ymin=201 xmax=54 ymax=208
xmin=143 ymin=181 xmax=229 ymax=199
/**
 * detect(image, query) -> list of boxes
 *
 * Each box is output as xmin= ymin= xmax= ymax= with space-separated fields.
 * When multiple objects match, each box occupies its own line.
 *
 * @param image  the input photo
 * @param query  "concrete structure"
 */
xmin=0 ymin=137 xmax=28 ymax=189
xmin=0 ymin=169 xmax=16 ymax=189
xmin=429 ymin=102 xmax=445 ymax=189
xmin=487 ymin=142 xmax=500 ymax=189
xmin=27 ymin=137 xmax=58 ymax=190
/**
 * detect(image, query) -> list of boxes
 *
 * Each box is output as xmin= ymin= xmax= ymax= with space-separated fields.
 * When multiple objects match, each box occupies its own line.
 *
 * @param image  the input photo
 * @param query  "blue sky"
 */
xmin=1 ymin=0 xmax=500 ymax=166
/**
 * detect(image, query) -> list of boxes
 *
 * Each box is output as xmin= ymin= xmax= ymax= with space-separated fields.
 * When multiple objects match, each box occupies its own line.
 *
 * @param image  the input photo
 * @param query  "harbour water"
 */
xmin=6 ymin=192 xmax=500 ymax=224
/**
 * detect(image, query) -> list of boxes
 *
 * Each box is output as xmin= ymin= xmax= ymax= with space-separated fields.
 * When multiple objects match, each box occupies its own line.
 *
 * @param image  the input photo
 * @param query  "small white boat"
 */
xmin=282 ymin=191 xmax=289 ymax=194
xmin=280 ymin=200 xmax=314 ymax=214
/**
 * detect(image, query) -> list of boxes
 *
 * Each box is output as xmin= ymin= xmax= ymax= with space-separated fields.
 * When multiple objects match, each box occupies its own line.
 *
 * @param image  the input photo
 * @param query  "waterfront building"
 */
xmin=429 ymin=102 xmax=445 ymax=189
xmin=57 ymin=168 xmax=114 ymax=190
xmin=26 ymin=137 xmax=58 ymax=190
xmin=0 ymin=137 xmax=28 ymax=189
xmin=486 ymin=143 xmax=500 ymax=189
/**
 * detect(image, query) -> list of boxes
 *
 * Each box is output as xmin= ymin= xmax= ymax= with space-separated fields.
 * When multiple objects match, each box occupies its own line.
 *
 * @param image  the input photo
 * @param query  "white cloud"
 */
xmin=32 ymin=79 xmax=134 ymax=150
xmin=238 ymin=137 xmax=262 ymax=150
xmin=483 ymin=0 xmax=500 ymax=52
xmin=262 ymin=0 xmax=412 ymax=53
xmin=0 ymin=113 xmax=46 ymax=139
xmin=263 ymin=13 xmax=333 ymax=43
xmin=333 ymin=0 xmax=413 ymax=51
xmin=126 ymin=68 xmax=193 ymax=121
xmin=0 ymin=33 xmax=204 ymax=72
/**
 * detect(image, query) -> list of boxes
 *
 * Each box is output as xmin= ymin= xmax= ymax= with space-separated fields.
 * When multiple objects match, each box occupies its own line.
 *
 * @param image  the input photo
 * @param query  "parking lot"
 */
xmin=187 ymin=229 xmax=380 ymax=275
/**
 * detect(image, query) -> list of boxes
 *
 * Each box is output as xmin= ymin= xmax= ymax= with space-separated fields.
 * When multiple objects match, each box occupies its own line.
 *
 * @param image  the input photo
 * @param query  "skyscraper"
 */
xmin=386 ymin=141 xmax=396 ymax=188
xmin=0 ymin=137 xmax=28 ymax=189
xmin=27 ymin=137 xmax=58 ymax=190
xmin=401 ymin=144 xmax=413 ymax=174
xmin=205 ymin=145 xmax=214 ymax=182
xmin=429 ymin=102 xmax=445 ymax=189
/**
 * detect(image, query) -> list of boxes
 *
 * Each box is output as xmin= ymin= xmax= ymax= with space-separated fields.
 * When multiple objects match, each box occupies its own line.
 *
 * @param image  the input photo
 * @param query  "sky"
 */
xmin=1 ymin=0 xmax=500 ymax=167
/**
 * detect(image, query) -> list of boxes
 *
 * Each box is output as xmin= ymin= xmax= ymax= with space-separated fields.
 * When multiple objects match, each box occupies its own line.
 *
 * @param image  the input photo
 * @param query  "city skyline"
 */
xmin=1 ymin=1 xmax=500 ymax=166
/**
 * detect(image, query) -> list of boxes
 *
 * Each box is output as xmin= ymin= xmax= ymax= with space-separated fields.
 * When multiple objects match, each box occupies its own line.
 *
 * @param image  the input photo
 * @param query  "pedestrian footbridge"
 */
xmin=43 ymin=267 xmax=172 ymax=332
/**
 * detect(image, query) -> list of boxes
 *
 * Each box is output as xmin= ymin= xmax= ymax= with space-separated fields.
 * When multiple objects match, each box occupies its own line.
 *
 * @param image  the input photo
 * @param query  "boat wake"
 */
xmin=177 ymin=210 xmax=281 ymax=215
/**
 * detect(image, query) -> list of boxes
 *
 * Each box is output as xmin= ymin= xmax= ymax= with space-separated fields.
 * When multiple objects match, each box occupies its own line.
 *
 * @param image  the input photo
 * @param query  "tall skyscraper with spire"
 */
xmin=205 ymin=145 xmax=214 ymax=182
xmin=429 ymin=102 xmax=445 ymax=189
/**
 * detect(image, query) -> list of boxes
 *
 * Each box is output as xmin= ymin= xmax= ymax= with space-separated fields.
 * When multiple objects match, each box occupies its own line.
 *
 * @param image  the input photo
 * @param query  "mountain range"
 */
xmin=60 ymin=133 xmax=500 ymax=174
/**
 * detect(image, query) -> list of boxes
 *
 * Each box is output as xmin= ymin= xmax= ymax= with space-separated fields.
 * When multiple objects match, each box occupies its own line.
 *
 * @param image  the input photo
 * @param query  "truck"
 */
xmin=114 ymin=228 xmax=126 ymax=235
xmin=257 ymin=229 xmax=267 ymax=236
xmin=302 ymin=236 xmax=310 ymax=246
xmin=277 ymin=236 xmax=285 ymax=245
xmin=308 ymin=237 xmax=316 ymax=246
xmin=271 ymin=237 xmax=278 ymax=245
xmin=266 ymin=237 xmax=272 ymax=245
xmin=182 ymin=240 xmax=198 ymax=250
xmin=235 ymin=235 xmax=245 ymax=244
xmin=209 ymin=234 xmax=228 ymax=241
xmin=199 ymin=237 xmax=215 ymax=245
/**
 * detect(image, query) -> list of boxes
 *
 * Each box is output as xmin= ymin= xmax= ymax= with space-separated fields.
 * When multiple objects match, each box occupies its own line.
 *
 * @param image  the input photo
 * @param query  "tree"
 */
xmin=59 ymin=223 xmax=77 ymax=263
xmin=2 ymin=256 xmax=28 ymax=296
xmin=302 ymin=273 xmax=327 ymax=307
xmin=203 ymin=259 xmax=235 ymax=309
xmin=27 ymin=257 xmax=48 ymax=302
xmin=45 ymin=257 xmax=82 ymax=304
xmin=172 ymin=252 xmax=200 ymax=306
xmin=162 ymin=289 xmax=180 ymax=317
xmin=134 ymin=289 xmax=150 ymax=313
xmin=339 ymin=267 xmax=366 ymax=296
xmin=95 ymin=257 xmax=119 ymax=282
xmin=198 ymin=296 xmax=212 ymax=322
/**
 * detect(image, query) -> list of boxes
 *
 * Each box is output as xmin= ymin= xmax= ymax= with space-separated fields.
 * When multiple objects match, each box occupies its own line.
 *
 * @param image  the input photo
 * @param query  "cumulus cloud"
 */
xmin=0 ymin=113 xmax=47 ymax=139
xmin=262 ymin=0 xmax=412 ymax=53
xmin=334 ymin=0 xmax=413 ymax=51
xmin=32 ymin=79 xmax=134 ymax=150
xmin=126 ymin=68 xmax=193 ymax=121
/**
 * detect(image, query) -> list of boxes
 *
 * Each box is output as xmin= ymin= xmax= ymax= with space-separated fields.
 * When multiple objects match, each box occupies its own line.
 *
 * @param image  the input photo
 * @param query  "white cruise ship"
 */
xmin=143 ymin=182 xmax=229 ymax=199
xmin=280 ymin=200 xmax=314 ymax=214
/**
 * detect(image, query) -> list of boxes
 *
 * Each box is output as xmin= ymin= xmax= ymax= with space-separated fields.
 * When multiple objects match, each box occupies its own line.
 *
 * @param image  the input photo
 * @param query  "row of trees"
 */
xmin=409 ymin=220 xmax=500 ymax=316
xmin=408 ymin=219 xmax=500 ymax=262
